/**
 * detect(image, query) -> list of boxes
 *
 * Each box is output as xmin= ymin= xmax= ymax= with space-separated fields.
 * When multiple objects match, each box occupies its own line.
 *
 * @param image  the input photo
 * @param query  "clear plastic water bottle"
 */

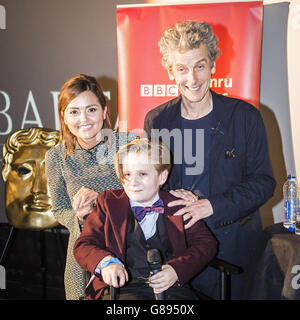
xmin=283 ymin=174 xmax=298 ymax=232
xmin=295 ymin=198 xmax=300 ymax=235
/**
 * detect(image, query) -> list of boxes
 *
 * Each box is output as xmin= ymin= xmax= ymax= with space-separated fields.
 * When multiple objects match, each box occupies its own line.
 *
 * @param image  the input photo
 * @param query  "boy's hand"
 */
xmin=148 ymin=264 xmax=178 ymax=293
xmin=101 ymin=263 xmax=129 ymax=288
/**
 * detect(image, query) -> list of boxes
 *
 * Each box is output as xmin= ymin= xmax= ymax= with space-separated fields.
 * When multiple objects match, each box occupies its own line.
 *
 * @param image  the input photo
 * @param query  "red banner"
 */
xmin=117 ymin=2 xmax=263 ymax=135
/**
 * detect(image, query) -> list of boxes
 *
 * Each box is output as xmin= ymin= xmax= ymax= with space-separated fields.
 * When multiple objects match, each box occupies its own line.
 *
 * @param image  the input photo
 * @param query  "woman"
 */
xmin=45 ymin=74 xmax=137 ymax=300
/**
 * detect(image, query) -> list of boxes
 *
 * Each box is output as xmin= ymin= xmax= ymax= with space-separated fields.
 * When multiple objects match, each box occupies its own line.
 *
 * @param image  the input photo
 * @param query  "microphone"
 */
xmin=147 ymin=249 xmax=164 ymax=300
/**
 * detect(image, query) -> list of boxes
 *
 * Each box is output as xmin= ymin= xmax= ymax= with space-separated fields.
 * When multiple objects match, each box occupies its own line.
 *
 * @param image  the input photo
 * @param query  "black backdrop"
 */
xmin=0 ymin=0 xmax=146 ymax=299
xmin=0 ymin=0 xmax=145 ymax=224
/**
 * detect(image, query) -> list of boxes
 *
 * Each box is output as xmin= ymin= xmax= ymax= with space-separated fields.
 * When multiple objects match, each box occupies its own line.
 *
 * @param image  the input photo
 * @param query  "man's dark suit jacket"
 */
xmin=144 ymin=90 xmax=276 ymax=298
xmin=73 ymin=189 xmax=217 ymax=300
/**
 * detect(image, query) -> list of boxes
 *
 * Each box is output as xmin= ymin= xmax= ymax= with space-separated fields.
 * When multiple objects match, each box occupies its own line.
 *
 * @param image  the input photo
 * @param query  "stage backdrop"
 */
xmin=116 ymin=1 xmax=263 ymax=135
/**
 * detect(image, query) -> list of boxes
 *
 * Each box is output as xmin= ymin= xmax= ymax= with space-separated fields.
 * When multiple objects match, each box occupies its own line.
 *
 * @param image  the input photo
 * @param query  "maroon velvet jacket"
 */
xmin=73 ymin=189 xmax=217 ymax=300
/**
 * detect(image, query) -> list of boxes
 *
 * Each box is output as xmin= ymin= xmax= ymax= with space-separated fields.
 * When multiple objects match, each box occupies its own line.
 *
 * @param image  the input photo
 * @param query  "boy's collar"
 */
xmin=129 ymin=193 xmax=160 ymax=208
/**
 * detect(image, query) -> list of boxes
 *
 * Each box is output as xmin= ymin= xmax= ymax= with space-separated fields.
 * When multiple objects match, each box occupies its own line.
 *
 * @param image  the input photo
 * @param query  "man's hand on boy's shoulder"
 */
xmin=169 ymin=189 xmax=198 ymax=203
xmin=168 ymin=189 xmax=213 ymax=229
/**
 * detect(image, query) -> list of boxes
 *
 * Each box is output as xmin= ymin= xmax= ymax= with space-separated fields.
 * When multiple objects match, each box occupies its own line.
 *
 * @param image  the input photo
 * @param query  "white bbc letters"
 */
xmin=141 ymin=85 xmax=178 ymax=97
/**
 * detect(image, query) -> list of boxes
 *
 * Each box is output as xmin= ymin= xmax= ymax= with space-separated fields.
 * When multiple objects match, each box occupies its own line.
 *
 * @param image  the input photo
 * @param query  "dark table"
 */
xmin=244 ymin=223 xmax=300 ymax=300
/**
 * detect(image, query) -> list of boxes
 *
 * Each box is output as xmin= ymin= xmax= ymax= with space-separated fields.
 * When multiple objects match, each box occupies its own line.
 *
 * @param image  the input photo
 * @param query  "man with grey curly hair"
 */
xmin=159 ymin=21 xmax=219 ymax=72
xmin=144 ymin=20 xmax=275 ymax=299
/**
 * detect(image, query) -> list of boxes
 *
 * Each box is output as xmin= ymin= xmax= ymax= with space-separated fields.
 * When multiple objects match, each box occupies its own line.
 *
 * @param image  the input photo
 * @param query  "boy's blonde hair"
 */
xmin=114 ymin=138 xmax=172 ymax=184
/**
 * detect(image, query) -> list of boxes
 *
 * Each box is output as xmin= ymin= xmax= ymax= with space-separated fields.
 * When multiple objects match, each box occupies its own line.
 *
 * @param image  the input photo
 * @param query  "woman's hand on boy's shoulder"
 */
xmin=73 ymin=186 xmax=98 ymax=210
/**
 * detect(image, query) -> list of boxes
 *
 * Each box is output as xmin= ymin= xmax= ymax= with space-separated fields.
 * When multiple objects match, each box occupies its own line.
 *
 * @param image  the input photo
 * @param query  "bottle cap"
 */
xmin=288 ymin=226 xmax=295 ymax=232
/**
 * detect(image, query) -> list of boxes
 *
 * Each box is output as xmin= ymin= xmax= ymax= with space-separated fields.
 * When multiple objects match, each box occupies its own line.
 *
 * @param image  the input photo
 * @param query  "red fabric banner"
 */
xmin=117 ymin=2 xmax=263 ymax=135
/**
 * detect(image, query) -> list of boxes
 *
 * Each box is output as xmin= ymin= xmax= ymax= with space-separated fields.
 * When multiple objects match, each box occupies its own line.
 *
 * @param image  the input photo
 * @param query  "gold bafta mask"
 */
xmin=2 ymin=128 xmax=60 ymax=230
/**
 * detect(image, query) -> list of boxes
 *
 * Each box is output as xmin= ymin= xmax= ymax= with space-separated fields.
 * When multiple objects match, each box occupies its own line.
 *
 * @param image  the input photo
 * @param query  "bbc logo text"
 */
xmin=141 ymin=85 xmax=178 ymax=97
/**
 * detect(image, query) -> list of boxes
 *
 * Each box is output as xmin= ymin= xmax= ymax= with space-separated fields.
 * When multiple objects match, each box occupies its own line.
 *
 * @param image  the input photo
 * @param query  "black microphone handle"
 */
xmin=150 ymin=268 xmax=165 ymax=300
xmin=155 ymin=291 xmax=164 ymax=300
xmin=147 ymin=249 xmax=164 ymax=300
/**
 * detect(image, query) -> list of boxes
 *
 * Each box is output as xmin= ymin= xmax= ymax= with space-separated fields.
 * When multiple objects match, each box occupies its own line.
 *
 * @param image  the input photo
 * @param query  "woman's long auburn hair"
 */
xmin=58 ymin=74 xmax=112 ymax=155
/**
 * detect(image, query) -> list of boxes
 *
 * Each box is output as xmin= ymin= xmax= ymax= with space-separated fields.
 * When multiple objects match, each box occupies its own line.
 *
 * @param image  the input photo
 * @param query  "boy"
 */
xmin=74 ymin=138 xmax=217 ymax=300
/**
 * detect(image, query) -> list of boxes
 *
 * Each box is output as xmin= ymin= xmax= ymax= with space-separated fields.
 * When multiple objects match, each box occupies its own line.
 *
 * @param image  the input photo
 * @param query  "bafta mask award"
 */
xmin=2 ymin=128 xmax=60 ymax=230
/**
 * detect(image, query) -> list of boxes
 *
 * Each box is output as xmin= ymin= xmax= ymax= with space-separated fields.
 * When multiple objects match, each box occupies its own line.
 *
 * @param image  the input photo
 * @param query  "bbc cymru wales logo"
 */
xmin=0 ymin=265 xmax=5 ymax=289
xmin=140 ymin=78 xmax=233 ymax=97
xmin=0 ymin=5 xmax=6 ymax=30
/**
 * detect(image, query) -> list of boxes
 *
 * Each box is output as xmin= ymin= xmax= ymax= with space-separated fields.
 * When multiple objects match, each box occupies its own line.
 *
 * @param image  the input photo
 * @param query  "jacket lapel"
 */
xmin=166 ymin=97 xmax=182 ymax=190
xmin=162 ymin=96 xmax=182 ymax=132
xmin=160 ymin=191 xmax=186 ymax=255
xmin=209 ymin=91 xmax=229 ymax=188
xmin=106 ymin=190 xmax=129 ymax=259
